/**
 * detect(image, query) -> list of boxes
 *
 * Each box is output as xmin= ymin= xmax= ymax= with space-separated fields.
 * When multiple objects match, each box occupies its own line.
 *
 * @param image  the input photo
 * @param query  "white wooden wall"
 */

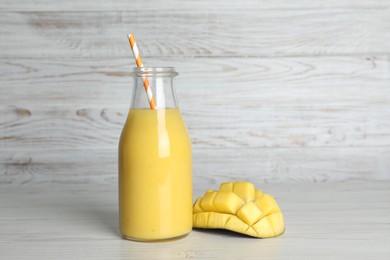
xmin=1 ymin=0 xmax=389 ymax=186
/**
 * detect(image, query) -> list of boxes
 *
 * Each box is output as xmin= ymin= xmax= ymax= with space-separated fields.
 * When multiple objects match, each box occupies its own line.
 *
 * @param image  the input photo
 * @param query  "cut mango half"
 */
xmin=193 ymin=181 xmax=285 ymax=238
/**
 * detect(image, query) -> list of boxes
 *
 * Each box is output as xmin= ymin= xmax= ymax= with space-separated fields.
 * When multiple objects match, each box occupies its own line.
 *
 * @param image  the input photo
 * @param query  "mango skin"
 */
xmin=193 ymin=182 xmax=285 ymax=238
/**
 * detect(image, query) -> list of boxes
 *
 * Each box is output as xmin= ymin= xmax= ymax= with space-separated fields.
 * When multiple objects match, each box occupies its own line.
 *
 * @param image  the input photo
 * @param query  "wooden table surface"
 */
xmin=1 ymin=181 xmax=389 ymax=259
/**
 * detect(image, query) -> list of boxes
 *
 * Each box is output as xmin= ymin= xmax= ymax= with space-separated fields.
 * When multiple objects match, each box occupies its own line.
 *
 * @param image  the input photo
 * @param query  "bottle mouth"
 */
xmin=131 ymin=67 xmax=179 ymax=77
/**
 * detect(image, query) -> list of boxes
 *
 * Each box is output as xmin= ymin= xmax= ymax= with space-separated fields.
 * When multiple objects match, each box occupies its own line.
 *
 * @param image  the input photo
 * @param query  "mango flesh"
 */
xmin=193 ymin=182 xmax=285 ymax=238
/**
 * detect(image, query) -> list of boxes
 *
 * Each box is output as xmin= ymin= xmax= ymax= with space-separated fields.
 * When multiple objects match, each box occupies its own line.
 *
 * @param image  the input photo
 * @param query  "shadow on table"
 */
xmin=192 ymin=228 xmax=261 ymax=239
xmin=79 ymin=195 xmax=120 ymax=237
xmin=46 ymin=186 xmax=120 ymax=238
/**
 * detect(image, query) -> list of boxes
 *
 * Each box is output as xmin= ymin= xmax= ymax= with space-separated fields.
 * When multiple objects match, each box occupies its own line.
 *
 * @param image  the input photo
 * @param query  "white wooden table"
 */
xmin=1 ymin=181 xmax=389 ymax=259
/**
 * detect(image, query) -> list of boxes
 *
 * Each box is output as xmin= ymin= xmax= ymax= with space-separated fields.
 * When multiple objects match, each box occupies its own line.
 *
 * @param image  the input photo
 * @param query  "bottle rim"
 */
xmin=130 ymin=67 xmax=179 ymax=77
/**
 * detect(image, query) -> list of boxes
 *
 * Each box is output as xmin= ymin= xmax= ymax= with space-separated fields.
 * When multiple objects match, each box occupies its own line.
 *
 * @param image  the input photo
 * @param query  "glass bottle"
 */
xmin=119 ymin=67 xmax=192 ymax=241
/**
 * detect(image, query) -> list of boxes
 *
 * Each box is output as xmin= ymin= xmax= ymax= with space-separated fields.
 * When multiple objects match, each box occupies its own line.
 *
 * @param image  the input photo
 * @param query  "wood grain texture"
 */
xmin=1 ymin=0 xmax=389 ymax=11
xmin=0 ymin=181 xmax=389 ymax=259
xmin=1 ymin=103 xmax=390 ymax=150
xmin=0 ymin=3 xmax=389 ymax=58
xmin=1 ymin=147 xmax=389 ymax=186
xmin=1 ymin=0 xmax=390 ymax=185
xmin=1 ymin=56 xmax=389 ymax=151
xmin=1 ymin=56 xmax=390 ymax=183
xmin=1 ymin=56 xmax=389 ymax=106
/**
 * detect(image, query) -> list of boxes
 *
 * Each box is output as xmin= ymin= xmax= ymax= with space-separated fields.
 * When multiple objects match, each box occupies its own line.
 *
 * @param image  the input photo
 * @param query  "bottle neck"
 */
xmin=130 ymin=67 xmax=179 ymax=110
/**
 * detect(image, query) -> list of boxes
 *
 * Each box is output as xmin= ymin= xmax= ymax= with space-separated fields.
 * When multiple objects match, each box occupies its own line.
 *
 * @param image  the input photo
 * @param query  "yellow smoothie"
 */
xmin=119 ymin=108 xmax=192 ymax=241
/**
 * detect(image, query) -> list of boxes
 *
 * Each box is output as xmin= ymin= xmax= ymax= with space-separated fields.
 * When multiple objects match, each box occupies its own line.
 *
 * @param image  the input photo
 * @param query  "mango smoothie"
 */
xmin=119 ymin=108 xmax=192 ymax=241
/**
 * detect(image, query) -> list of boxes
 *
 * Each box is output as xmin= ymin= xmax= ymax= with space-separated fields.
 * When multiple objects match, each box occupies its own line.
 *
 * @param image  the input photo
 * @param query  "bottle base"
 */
xmin=122 ymin=232 xmax=189 ymax=243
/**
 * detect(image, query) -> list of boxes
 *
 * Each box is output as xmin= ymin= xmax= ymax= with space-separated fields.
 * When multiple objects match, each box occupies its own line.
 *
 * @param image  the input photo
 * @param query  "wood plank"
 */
xmin=0 ymin=7 xmax=389 ymax=58
xmin=1 ymin=147 xmax=389 ymax=186
xmin=1 ymin=0 xmax=389 ymax=12
xmin=1 ymin=104 xmax=390 ymax=150
xmin=1 ymin=181 xmax=389 ymax=259
xmin=1 ymin=57 xmax=389 ymax=149
xmin=1 ymin=56 xmax=388 ymax=106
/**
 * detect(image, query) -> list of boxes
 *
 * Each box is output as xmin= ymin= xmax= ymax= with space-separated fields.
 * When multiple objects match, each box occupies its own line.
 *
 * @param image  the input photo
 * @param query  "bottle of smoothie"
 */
xmin=119 ymin=67 xmax=192 ymax=241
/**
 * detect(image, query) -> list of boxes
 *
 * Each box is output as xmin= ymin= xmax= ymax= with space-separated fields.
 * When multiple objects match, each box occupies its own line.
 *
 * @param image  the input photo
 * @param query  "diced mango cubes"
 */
xmin=214 ymin=191 xmax=244 ymax=214
xmin=255 ymin=194 xmax=280 ymax=217
xmin=200 ymin=191 xmax=218 ymax=212
xmin=193 ymin=196 xmax=203 ymax=213
xmin=255 ymin=189 xmax=263 ymax=199
xmin=219 ymin=182 xmax=234 ymax=192
xmin=193 ymin=181 xmax=285 ymax=238
xmin=237 ymin=202 xmax=262 ymax=226
xmin=232 ymin=182 xmax=255 ymax=203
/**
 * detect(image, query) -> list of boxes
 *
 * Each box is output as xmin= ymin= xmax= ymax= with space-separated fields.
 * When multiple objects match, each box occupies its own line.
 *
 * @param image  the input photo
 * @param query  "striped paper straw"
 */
xmin=127 ymin=34 xmax=156 ymax=109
